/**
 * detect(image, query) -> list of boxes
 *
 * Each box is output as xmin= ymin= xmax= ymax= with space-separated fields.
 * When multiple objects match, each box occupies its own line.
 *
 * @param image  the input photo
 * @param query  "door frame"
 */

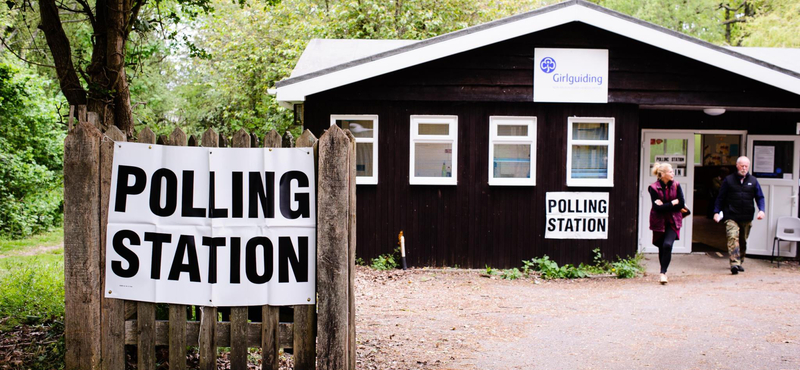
xmin=639 ymin=129 xmax=747 ymax=253
xmin=744 ymin=135 xmax=800 ymax=257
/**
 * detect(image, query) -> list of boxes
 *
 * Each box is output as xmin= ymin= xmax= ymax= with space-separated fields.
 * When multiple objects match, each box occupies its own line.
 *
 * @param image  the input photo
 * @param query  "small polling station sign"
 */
xmin=104 ymin=142 xmax=316 ymax=306
xmin=545 ymin=192 xmax=609 ymax=239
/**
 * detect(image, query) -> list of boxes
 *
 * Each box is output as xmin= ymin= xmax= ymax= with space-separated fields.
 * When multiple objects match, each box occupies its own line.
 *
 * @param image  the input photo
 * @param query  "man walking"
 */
xmin=713 ymin=156 xmax=766 ymax=275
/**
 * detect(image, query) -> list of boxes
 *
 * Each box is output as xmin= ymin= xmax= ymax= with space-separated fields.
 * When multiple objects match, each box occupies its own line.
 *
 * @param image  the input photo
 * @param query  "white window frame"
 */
xmin=409 ymin=115 xmax=458 ymax=185
xmin=566 ymin=117 xmax=615 ymax=187
xmin=488 ymin=116 xmax=537 ymax=186
xmin=331 ymin=115 xmax=378 ymax=185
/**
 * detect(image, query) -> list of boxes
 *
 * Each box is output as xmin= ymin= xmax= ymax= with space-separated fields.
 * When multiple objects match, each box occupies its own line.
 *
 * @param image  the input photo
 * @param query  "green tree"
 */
xmin=0 ymin=59 xmax=66 ymax=238
xmin=741 ymin=0 xmax=800 ymax=47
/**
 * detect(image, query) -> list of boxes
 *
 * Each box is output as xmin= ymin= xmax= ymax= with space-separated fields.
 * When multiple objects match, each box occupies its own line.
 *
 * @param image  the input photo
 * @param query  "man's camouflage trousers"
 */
xmin=725 ymin=219 xmax=752 ymax=267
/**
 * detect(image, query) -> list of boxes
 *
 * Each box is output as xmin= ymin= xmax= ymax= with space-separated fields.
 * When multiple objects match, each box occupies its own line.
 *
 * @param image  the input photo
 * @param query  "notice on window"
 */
xmin=545 ymin=192 xmax=609 ymax=239
xmin=753 ymin=146 xmax=775 ymax=173
xmin=104 ymin=142 xmax=316 ymax=307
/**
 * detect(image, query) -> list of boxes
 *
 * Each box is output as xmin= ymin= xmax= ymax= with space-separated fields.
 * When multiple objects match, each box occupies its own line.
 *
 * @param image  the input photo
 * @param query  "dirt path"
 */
xmin=354 ymin=255 xmax=800 ymax=369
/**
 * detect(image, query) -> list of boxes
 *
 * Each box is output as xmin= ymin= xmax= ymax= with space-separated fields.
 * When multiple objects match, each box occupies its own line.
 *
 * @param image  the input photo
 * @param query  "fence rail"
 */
xmin=64 ymin=106 xmax=356 ymax=370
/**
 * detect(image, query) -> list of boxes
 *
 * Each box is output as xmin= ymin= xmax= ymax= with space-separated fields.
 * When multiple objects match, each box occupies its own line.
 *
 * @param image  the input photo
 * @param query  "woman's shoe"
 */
xmin=659 ymin=273 xmax=668 ymax=285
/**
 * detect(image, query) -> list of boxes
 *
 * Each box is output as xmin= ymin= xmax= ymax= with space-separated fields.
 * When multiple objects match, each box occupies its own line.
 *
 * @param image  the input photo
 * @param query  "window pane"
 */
xmin=572 ymin=122 xmax=608 ymax=140
xmin=336 ymin=119 xmax=374 ymax=139
xmin=649 ymin=138 xmax=688 ymax=176
xmin=415 ymin=143 xmax=453 ymax=177
xmin=497 ymin=125 xmax=528 ymax=136
xmin=493 ymin=144 xmax=531 ymax=178
xmin=356 ymin=143 xmax=373 ymax=177
xmin=571 ymin=145 xmax=608 ymax=179
xmin=752 ymin=140 xmax=794 ymax=178
xmin=419 ymin=123 xmax=449 ymax=135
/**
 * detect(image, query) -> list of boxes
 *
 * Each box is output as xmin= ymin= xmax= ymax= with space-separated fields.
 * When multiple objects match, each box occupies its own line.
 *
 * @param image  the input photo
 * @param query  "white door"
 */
xmin=745 ymin=136 xmax=800 ymax=257
xmin=639 ymin=131 xmax=695 ymax=253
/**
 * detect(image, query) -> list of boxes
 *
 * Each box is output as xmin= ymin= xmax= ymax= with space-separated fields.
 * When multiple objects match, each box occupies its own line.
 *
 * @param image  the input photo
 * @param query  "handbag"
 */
xmin=681 ymin=207 xmax=691 ymax=218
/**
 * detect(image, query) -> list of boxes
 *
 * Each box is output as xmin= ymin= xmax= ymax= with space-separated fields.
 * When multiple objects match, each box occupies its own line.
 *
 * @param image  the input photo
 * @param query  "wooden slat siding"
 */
xmin=100 ymin=125 xmax=126 ymax=370
xmin=138 ymin=126 xmax=156 ymax=145
xmin=137 ymin=302 xmax=156 ymax=370
xmin=124 ymin=320 xmax=293 ymax=346
xmin=344 ymin=129 xmax=357 ymax=369
xmin=133 ymin=127 xmax=157 ymax=370
xmin=259 ymin=128 xmax=283 ymax=370
xmin=263 ymin=129 xmax=282 ymax=147
xmin=294 ymin=129 xmax=318 ymax=370
xmin=282 ymin=131 xmax=295 ymax=148
xmin=303 ymin=99 xmax=644 ymax=268
xmin=316 ymin=125 xmax=353 ymax=370
xmin=229 ymin=128 xmax=251 ymax=370
xmin=261 ymin=306 xmax=280 ymax=370
xmin=167 ymin=127 xmax=189 ymax=370
xmin=64 ymin=115 xmax=103 ymax=370
xmin=199 ymin=128 xmax=219 ymax=370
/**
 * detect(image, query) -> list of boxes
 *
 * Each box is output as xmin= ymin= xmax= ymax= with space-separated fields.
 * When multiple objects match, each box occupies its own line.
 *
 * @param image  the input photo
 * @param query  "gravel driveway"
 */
xmin=354 ymin=254 xmax=800 ymax=370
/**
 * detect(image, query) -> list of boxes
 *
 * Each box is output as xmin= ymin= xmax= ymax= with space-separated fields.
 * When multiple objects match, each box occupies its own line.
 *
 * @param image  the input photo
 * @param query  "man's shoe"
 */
xmin=737 ymin=265 xmax=744 ymax=272
xmin=659 ymin=274 xmax=668 ymax=285
xmin=731 ymin=266 xmax=739 ymax=275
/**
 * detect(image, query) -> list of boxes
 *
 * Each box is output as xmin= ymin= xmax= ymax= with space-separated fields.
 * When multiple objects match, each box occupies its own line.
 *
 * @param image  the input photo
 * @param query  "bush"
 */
xmin=0 ymin=61 xmax=65 ymax=238
xmin=370 ymin=254 xmax=398 ymax=270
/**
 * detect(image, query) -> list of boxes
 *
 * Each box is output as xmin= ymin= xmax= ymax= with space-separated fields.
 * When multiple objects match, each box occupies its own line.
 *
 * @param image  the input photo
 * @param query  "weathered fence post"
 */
xmin=168 ymin=127 xmax=189 ymax=370
xmin=229 ymin=129 xmax=251 ymax=370
xmin=64 ymin=110 xmax=103 ymax=370
xmin=100 ymin=125 xmax=126 ymax=370
xmin=316 ymin=124 xmax=356 ymax=370
xmin=260 ymin=129 xmax=284 ymax=370
xmin=199 ymin=128 xmax=219 ymax=370
xmin=136 ymin=129 xmax=157 ymax=370
xmin=293 ymin=129 xmax=318 ymax=370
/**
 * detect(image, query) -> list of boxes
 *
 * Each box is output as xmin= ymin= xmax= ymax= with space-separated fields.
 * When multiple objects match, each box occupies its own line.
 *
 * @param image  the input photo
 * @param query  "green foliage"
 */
xmin=741 ymin=0 xmax=800 ymax=47
xmin=0 ymin=258 xmax=65 ymax=329
xmin=500 ymin=267 xmax=522 ymax=280
xmin=370 ymin=253 xmax=398 ymax=271
xmin=0 ymin=61 xmax=65 ymax=239
xmin=610 ymin=253 xmax=645 ymax=279
xmin=520 ymin=248 xmax=643 ymax=280
xmin=485 ymin=264 xmax=497 ymax=275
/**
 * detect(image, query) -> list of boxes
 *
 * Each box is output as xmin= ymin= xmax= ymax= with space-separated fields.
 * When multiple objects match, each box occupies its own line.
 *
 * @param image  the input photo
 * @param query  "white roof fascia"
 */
xmin=276 ymin=5 xmax=579 ymax=104
xmin=572 ymin=6 xmax=800 ymax=96
xmin=276 ymin=1 xmax=800 ymax=106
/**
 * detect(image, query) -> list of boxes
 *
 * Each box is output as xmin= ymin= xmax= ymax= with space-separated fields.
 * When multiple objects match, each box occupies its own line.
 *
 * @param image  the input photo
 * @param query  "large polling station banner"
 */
xmin=104 ymin=142 xmax=316 ymax=306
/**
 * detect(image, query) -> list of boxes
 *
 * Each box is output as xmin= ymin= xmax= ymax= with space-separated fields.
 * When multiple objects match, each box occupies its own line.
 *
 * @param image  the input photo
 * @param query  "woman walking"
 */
xmin=648 ymin=162 xmax=685 ymax=284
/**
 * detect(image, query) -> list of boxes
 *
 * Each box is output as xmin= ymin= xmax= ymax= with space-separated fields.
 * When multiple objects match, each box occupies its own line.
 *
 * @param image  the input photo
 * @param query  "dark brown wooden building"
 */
xmin=276 ymin=0 xmax=800 ymax=268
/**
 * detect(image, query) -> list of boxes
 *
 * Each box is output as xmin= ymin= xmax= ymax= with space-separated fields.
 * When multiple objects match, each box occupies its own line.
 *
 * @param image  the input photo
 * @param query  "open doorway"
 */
xmin=691 ymin=133 xmax=744 ymax=253
xmin=639 ymin=130 xmax=746 ymax=254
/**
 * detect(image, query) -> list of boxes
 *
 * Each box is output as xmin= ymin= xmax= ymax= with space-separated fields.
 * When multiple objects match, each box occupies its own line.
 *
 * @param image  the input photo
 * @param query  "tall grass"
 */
xmin=0 ymin=227 xmax=65 ymax=329
xmin=0 ymin=257 xmax=65 ymax=328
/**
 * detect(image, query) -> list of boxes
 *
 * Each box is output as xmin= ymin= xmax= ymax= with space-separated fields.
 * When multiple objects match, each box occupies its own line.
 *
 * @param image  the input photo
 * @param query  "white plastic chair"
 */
xmin=772 ymin=217 xmax=800 ymax=267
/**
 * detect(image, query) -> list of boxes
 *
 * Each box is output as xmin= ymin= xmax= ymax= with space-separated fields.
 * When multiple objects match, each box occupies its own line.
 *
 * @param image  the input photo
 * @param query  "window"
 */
xmin=331 ymin=115 xmax=378 ymax=185
xmin=567 ymin=117 xmax=614 ymax=187
xmin=489 ymin=116 xmax=537 ymax=186
xmin=409 ymin=115 xmax=458 ymax=185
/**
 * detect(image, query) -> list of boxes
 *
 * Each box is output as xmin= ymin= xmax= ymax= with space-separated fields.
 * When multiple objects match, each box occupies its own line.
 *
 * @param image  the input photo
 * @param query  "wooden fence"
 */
xmin=63 ymin=108 xmax=356 ymax=369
